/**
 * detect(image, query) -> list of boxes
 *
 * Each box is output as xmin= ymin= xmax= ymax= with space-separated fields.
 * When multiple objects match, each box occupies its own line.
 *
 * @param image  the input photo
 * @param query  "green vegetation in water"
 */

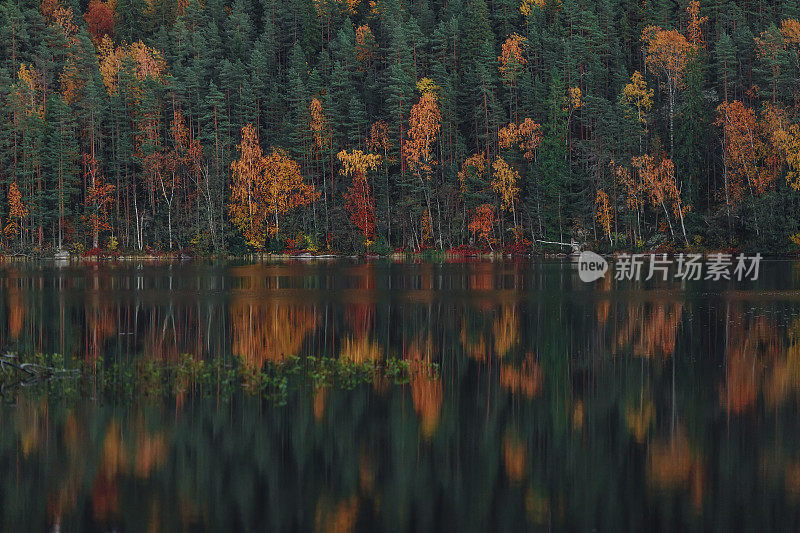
xmin=0 ymin=353 xmax=439 ymax=405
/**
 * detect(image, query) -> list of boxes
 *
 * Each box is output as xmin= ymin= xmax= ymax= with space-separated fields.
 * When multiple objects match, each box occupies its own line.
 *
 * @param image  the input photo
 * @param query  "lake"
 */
xmin=1 ymin=258 xmax=799 ymax=531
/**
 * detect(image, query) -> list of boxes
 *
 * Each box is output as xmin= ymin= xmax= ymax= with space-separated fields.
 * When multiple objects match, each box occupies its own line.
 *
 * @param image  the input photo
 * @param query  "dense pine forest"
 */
xmin=1 ymin=0 xmax=800 ymax=254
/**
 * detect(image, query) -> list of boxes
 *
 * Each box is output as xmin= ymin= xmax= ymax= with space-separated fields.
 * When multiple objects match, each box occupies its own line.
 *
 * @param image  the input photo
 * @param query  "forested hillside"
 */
xmin=1 ymin=0 xmax=800 ymax=254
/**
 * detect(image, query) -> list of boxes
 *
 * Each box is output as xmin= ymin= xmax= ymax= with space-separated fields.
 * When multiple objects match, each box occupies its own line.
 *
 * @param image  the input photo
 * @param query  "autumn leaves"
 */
xmin=230 ymin=77 xmax=445 ymax=251
xmin=597 ymin=2 xmax=700 ymax=246
xmin=229 ymin=69 xmax=535 ymax=252
xmin=229 ymin=125 xmax=319 ymax=250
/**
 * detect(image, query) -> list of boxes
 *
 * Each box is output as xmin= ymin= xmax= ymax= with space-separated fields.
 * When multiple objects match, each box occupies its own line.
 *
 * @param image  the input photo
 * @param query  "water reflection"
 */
xmin=1 ymin=259 xmax=800 ymax=529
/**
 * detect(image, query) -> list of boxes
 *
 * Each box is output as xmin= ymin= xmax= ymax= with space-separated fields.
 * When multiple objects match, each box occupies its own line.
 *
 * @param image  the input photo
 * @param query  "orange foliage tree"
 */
xmin=595 ymin=189 xmax=613 ymax=244
xmin=338 ymin=150 xmax=382 ymax=247
xmin=520 ymin=0 xmax=546 ymax=16
xmin=491 ymin=157 xmax=521 ymax=229
xmin=686 ymin=1 xmax=708 ymax=48
xmin=404 ymin=80 xmax=442 ymax=247
xmin=355 ymin=25 xmax=377 ymax=69
xmin=622 ymin=71 xmax=654 ymax=152
xmin=83 ymin=154 xmax=115 ymax=249
xmin=715 ymin=100 xmax=774 ymax=212
xmin=468 ymin=204 xmax=495 ymax=249
xmin=498 ymin=33 xmax=527 ymax=119
xmin=642 ymin=25 xmax=691 ymax=156
xmin=98 ymin=39 xmax=166 ymax=96
xmin=404 ymin=80 xmax=441 ymax=176
xmin=498 ymin=33 xmax=527 ymax=85
xmin=84 ymin=0 xmax=114 ymax=44
xmin=766 ymin=109 xmax=800 ymax=190
xmin=458 ymin=153 xmax=487 ymax=193
xmin=631 ymin=154 xmax=688 ymax=243
xmin=5 ymin=182 xmax=28 ymax=244
xmin=229 ymin=125 xmax=318 ymax=249
xmin=610 ymin=159 xmax=645 ymax=242
xmin=309 ymin=98 xmax=326 ymax=153
xmin=499 ymin=117 xmax=542 ymax=160
xmin=160 ymin=109 xmax=202 ymax=249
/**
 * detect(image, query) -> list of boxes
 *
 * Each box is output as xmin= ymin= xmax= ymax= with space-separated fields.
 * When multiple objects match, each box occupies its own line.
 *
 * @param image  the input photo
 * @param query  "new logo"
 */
xmin=577 ymin=251 xmax=609 ymax=282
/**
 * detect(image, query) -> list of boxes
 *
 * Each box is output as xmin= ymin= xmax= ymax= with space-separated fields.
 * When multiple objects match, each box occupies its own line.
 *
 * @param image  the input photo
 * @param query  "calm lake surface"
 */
xmin=1 ymin=258 xmax=800 ymax=531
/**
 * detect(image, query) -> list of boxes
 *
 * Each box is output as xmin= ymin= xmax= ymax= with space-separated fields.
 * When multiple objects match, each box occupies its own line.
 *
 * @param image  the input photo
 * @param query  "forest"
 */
xmin=1 ymin=0 xmax=800 ymax=254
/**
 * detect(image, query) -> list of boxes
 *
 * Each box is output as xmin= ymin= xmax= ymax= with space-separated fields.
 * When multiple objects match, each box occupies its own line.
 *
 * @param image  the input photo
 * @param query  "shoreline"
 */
xmin=0 ymin=248 xmax=793 ymax=263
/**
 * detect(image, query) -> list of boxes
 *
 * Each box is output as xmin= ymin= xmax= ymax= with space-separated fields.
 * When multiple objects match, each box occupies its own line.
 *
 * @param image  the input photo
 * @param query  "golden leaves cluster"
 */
xmin=337 ymin=150 xmax=382 ymax=178
xmin=229 ymin=125 xmax=318 ymax=249
xmin=404 ymin=91 xmax=441 ymax=176
xmin=309 ymin=98 xmax=326 ymax=152
xmin=4 ymin=182 xmax=28 ymax=241
xmin=686 ymin=1 xmax=707 ymax=47
xmin=520 ymin=0 xmax=547 ymax=16
xmin=491 ymin=157 xmax=520 ymax=212
xmin=355 ymin=25 xmax=377 ymax=68
xmin=367 ymin=121 xmax=391 ymax=153
xmin=715 ymin=100 xmax=778 ymax=201
xmin=595 ymin=189 xmax=613 ymax=238
xmin=642 ymin=26 xmax=691 ymax=85
xmin=498 ymin=33 xmax=527 ymax=85
xmin=98 ymin=37 xmax=167 ymax=96
xmin=631 ymin=154 xmax=687 ymax=219
xmin=622 ymin=71 xmax=654 ymax=125
xmin=338 ymin=150 xmax=382 ymax=243
xmin=458 ymin=153 xmax=487 ymax=192
xmin=499 ymin=118 xmax=542 ymax=160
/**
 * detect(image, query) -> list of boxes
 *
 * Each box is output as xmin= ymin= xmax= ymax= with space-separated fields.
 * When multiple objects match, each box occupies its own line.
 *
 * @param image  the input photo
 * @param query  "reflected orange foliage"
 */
xmin=230 ymin=300 xmax=317 ymax=367
xmin=719 ymin=313 xmax=784 ymax=413
xmin=625 ymin=397 xmax=654 ymax=443
xmin=314 ymin=388 xmax=327 ymax=422
xmin=524 ymin=486 xmax=551 ymax=525
xmin=315 ymin=495 xmax=359 ymax=533
xmin=460 ymin=319 xmax=487 ymax=361
xmin=647 ymin=428 xmax=704 ymax=510
xmin=7 ymin=279 xmax=25 ymax=340
xmin=134 ymin=430 xmax=168 ymax=478
xmin=339 ymin=335 xmax=383 ymax=364
xmin=492 ymin=305 xmax=519 ymax=357
xmin=500 ymin=352 xmax=542 ymax=398
xmin=358 ymin=451 xmax=376 ymax=495
xmin=408 ymin=342 xmax=442 ymax=438
xmin=615 ymin=303 xmax=683 ymax=359
xmin=572 ymin=400 xmax=584 ymax=430
xmin=785 ymin=459 xmax=800 ymax=500
xmin=503 ymin=432 xmax=528 ymax=482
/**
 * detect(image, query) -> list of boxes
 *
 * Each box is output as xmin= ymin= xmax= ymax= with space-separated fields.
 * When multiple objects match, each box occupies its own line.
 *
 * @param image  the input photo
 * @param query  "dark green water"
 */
xmin=1 ymin=259 xmax=800 ymax=531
